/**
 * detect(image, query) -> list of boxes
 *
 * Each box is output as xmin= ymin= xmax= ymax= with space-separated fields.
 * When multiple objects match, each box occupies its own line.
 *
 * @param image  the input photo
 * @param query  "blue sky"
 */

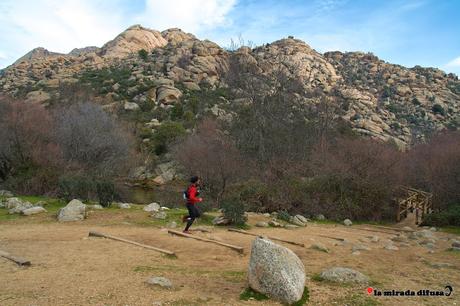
xmin=0 ymin=0 xmax=459 ymax=75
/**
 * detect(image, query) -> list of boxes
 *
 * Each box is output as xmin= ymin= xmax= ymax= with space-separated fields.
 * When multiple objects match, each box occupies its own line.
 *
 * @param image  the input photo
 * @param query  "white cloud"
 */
xmin=0 ymin=0 xmax=236 ymax=68
xmin=137 ymin=0 xmax=236 ymax=34
xmin=446 ymin=56 xmax=460 ymax=68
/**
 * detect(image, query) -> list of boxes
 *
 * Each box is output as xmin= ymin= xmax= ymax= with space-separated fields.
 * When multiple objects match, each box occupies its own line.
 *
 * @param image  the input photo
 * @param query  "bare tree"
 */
xmin=173 ymin=118 xmax=246 ymax=205
xmin=54 ymin=102 xmax=136 ymax=177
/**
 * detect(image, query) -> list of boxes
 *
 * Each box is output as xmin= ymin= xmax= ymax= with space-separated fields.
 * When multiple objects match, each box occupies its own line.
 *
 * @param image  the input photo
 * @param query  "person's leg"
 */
xmin=184 ymin=204 xmax=196 ymax=232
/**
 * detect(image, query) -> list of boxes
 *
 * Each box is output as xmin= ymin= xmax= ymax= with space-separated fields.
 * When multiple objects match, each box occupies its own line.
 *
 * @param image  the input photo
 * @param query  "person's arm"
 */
xmin=188 ymin=186 xmax=202 ymax=203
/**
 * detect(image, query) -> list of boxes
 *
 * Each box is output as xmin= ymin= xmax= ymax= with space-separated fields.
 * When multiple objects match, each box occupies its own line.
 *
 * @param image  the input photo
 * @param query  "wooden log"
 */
xmin=371 ymin=225 xmax=415 ymax=232
xmin=0 ymin=250 xmax=31 ymax=266
xmin=317 ymin=234 xmax=345 ymax=242
xmin=349 ymin=227 xmax=397 ymax=235
xmin=228 ymin=228 xmax=305 ymax=247
xmin=168 ymin=230 xmax=244 ymax=254
xmin=88 ymin=231 xmax=176 ymax=256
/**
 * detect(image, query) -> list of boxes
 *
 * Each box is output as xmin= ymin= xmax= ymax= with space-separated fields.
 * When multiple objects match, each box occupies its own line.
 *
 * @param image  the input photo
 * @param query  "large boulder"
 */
xmin=156 ymin=86 xmax=182 ymax=104
xmin=6 ymin=198 xmax=34 ymax=214
xmin=143 ymin=202 xmax=160 ymax=212
xmin=319 ymin=267 xmax=369 ymax=284
xmin=21 ymin=206 xmax=47 ymax=216
xmin=248 ymin=237 xmax=306 ymax=304
xmin=57 ymin=199 xmax=87 ymax=221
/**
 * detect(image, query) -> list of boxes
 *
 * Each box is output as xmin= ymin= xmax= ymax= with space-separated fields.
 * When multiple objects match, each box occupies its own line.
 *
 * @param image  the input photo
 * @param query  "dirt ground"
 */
xmin=0 ymin=210 xmax=459 ymax=306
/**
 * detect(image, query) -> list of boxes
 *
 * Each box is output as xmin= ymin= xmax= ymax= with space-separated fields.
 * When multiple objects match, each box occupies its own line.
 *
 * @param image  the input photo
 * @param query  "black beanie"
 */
xmin=190 ymin=176 xmax=199 ymax=183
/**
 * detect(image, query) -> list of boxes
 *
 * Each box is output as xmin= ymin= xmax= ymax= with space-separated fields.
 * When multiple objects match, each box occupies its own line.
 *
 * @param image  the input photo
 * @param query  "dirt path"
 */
xmin=0 ymin=214 xmax=459 ymax=305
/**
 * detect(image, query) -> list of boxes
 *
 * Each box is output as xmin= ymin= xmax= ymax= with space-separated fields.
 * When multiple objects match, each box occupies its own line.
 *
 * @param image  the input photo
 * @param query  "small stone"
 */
xmin=21 ymin=206 xmax=47 ymax=216
xmin=310 ymin=243 xmax=330 ymax=253
xmin=256 ymin=221 xmax=269 ymax=228
xmin=284 ymin=224 xmax=299 ymax=229
xmin=343 ymin=219 xmax=352 ymax=226
xmin=268 ymin=220 xmax=282 ymax=227
xmin=319 ymin=267 xmax=369 ymax=284
xmin=144 ymin=203 xmax=160 ymax=212
xmin=160 ymin=206 xmax=170 ymax=210
xmin=315 ymin=214 xmax=325 ymax=221
xmin=370 ymin=236 xmax=380 ymax=243
xmin=146 ymin=276 xmax=172 ymax=289
xmin=384 ymin=243 xmax=399 ymax=251
xmin=452 ymin=241 xmax=460 ymax=248
xmin=166 ymin=221 xmax=177 ymax=228
xmin=117 ymin=203 xmax=131 ymax=209
xmin=262 ymin=213 xmax=270 ymax=217
xmin=0 ymin=190 xmax=13 ymax=197
xmin=151 ymin=211 xmax=167 ymax=220
xmin=352 ymin=244 xmax=370 ymax=252
xmin=402 ymin=226 xmax=413 ymax=231
xmin=352 ymin=251 xmax=361 ymax=256
xmin=89 ymin=204 xmax=104 ymax=210
xmin=429 ymin=227 xmax=437 ymax=232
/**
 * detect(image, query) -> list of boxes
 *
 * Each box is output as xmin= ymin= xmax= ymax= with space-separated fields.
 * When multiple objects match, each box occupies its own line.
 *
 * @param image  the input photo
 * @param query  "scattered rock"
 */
xmin=295 ymin=215 xmax=309 ymax=224
xmin=262 ymin=213 xmax=270 ymax=218
xmin=256 ymin=221 xmax=269 ymax=228
xmin=352 ymin=244 xmax=370 ymax=252
xmin=7 ymin=198 xmax=34 ymax=214
xmin=384 ymin=243 xmax=399 ymax=251
xmin=310 ymin=243 xmax=330 ymax=253
xmin=429 ymin=262 xmax=453 ymax=269
xmin=57 ymin=199 xmax=87 ymax=222
xmin=143 ymin=202 xmax=160 ymax=212
xmin=248 ymin=237 xmax=306 ymax=304
xmin=268 ymin=220 xmax=282 ymax=227
xmin=89 ymin=204 xmax=104 ymax=210
xmin=35 ymin=201 xmax=47 ymax=207
xmin=0 ymin=190 xmax=13 ymax=197
xmin=182 ymin=81 xmax=201 ymax=91
xmin=429 ymin=227 xmax=437 ymax=232
xmin=151 ymin=211 xmax=167 ymax=220
xmin=124 ymin=101 xmax=140 ymax=111
xmin=116 ymin=203 xmax=131 ymax=209
xmin=452 ymin=241 xmax=460 ymax=248
xmin=284 ymin=224 xmax=299 ymax=229
xmin=212 ymin=216 xmax=231 ymax=225
xmin=351 ymin=251 xmax=361 ymax=256
xmin=319 ymin=267 xmax=369 ymax=284
xmin=402 ymin=226 xmax=414 ymax=231
xmin=315 ymin=214 xmax=325 ymax=221
xmin=146 ymin=276 xmax=172 ymax=289
xmin=391 ymin=234 xmax=408 ymax=243
xmin=21 ymin=206 xmax=47 ymax=216
xmin=160 ymin=206 xmax=170 ymax=211
xmin=166 ymin=221 xmax=177 ymax=228
xmin=291 ymin=215 xmax=307 ymax=227
xmin=343 ymin=219 xmax=352 ymax=226
xmin=370 ymin=236 xmax=380 ymax=243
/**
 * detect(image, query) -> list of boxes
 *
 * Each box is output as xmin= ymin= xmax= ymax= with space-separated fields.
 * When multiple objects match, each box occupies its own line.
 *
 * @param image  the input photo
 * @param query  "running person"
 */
xmin=182 ymin=176 xmax=202 ymax=233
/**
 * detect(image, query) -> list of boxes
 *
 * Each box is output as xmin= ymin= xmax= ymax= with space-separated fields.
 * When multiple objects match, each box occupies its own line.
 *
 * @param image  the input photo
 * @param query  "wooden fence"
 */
xmin=396 ymin=187 xmax=433 ymax=225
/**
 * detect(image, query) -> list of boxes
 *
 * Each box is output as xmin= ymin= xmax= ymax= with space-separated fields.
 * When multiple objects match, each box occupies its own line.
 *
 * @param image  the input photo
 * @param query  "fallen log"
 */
xmin=228 ymin=228 xmax=305 ymax=247
xmin=88 ymin=231 xmax=176 ymax=257
xmin=317 ymin=234 xmax=345 ymax=242
xmin=371 ymin=225 xmax=415 ymax=232
xmin=0 ymin=250 xmax=31 ymax=266
xmin=168 ymin=229 xmax=244 ymax=254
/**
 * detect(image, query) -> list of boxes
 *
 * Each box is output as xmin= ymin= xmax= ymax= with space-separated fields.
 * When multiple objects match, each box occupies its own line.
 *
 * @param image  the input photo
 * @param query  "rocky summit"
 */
xmin=0 ymin=25 xmax=459 ymax=147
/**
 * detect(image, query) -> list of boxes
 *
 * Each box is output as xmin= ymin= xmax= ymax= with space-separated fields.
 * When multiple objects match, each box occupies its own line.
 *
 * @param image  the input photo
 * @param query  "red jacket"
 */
xmin=187 ymin=184 xmax=202 ymax=205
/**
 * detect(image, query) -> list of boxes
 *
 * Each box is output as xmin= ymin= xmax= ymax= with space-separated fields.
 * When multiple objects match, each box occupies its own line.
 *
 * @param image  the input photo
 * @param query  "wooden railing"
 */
xmin=396 ymin=187 xmax=433 ymax=225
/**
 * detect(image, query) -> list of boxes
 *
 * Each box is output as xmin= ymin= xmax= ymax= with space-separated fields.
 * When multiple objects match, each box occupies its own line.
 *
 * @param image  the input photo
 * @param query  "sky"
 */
xmin=0 ymin=0 xmax=459 ymax=75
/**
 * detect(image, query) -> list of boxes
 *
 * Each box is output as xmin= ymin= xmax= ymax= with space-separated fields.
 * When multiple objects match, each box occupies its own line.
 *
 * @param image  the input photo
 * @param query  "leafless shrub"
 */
xmin=173 ymin=118 xmax=246 ymax=205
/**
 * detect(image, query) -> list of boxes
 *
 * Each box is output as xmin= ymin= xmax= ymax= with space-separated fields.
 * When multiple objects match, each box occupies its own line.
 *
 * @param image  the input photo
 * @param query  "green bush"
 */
xmin=153 ymin=121 xmax=186 ymax=155
xmin=432 ymin=104 xmax=446 ymax=116
xmin=277 ymin=210 xmax=292 ymax=222
xmin=96 ymin=180 xmax=116 ymax=207
xmin=58 ymin=175 xmax=93 ymax=202
xmin=422 ymin=205 xmax=460 ymax=227
xmin=138 ymin=49 xmax=148 ymax=61
xmin=220 ymin=196 xmax=247 ymax=225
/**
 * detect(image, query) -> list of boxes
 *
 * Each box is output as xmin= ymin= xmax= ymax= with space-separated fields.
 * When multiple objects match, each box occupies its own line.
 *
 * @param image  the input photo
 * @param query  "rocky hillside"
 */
xmin=1 ymin=25 xmax=459 ymax=148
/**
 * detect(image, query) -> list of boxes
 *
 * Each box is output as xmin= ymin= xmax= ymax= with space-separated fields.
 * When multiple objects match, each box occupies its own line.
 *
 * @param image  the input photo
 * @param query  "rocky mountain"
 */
xmin=0 ymin=25 xmax=459 ymax=148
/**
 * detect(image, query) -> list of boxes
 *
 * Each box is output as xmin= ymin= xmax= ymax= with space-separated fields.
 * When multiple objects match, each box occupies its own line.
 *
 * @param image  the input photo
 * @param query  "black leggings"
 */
xmin=184 ymin=203 xmax=201 ymax=231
